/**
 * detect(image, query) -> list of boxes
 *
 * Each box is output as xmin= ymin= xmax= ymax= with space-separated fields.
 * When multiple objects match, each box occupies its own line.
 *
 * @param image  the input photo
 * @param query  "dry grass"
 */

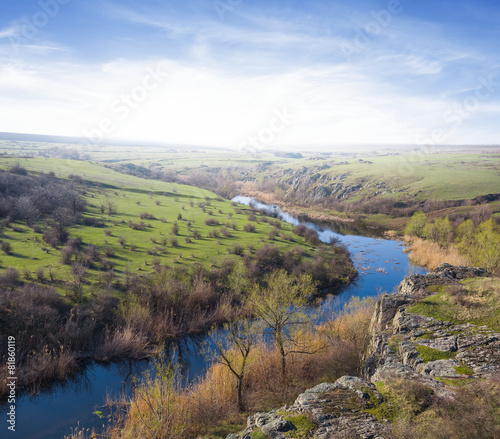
xmin=20 ymin=346 xmax=78 ymax=392
xmin=95 ymin=326 xmax=155 ymax=362
xmin=65 ymin=297 xmax=375 ymax=439
xmin=403 ymin=236 xmax=468 ymax=270
xmin=392 ymin=373 xmax=500 ymax=439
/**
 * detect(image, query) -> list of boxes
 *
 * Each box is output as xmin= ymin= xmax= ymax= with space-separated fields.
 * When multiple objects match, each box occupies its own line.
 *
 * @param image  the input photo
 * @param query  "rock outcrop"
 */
xmin=228 ymin=377 xmax=392 ymax=439
xmin=228 ymin=264 xmax=497 ymax=439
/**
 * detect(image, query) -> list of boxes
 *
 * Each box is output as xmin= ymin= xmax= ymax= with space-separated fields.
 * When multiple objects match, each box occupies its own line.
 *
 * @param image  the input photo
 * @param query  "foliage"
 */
xmin=249 ymin=270 xmax=317 ymax=380
xmin=405 ymin=211 xmax=428 ymax=238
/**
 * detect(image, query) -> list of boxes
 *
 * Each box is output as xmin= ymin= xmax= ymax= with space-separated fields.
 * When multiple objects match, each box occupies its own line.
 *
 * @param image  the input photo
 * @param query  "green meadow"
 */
xmin=0 ymin=158 xmax=316 ymax=300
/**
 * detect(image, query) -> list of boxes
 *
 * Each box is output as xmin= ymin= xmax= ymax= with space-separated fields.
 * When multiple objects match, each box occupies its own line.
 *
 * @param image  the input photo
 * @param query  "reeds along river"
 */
xmin=2 ymin=197 xmax=426 ymax=439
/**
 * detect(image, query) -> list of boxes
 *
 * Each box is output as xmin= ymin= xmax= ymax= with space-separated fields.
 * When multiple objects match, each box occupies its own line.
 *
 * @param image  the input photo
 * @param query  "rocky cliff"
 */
xmin=228 ymin=264 xmax=498 ymax=438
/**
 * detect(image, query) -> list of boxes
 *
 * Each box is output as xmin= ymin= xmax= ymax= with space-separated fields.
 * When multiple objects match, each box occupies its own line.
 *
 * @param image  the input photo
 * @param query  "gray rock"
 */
xmin=232 ymin=265 xmax=495 ymax=439
xmin=260 ymin=418 xmax=295 ymax=437
xmin=414 ymin=335 xmax=457 ymax=352
xmin=416 ymin=359 xmax=462 ymax=378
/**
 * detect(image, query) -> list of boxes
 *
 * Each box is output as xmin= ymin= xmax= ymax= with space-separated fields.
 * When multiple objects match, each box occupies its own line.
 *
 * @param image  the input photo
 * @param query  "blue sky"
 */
xmin=0 ymin=0 xmax=499 ymax=148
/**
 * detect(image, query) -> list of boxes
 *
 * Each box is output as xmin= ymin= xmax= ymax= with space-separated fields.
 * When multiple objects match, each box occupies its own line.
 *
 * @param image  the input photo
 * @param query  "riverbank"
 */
xmin=1 ymin=196 xmax=425 ymax=439
xmin=227 ymin=264 xmax=500 ymax=439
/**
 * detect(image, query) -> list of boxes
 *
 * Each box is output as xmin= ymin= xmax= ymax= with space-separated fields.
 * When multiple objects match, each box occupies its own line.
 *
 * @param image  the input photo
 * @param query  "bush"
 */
xmin=205 ymin=218 xmax=219 ymax=226
xmin=405 ymin=211 xmax=428 ymax=238
xmin=36 ymin=267 xmax=45 ymax=283
xmin=129 ymin=221 xmax=147 ymax=231
xmin=244 ymin=223 xmax=256 ymax=233
xmin=255 ymin=245 xmax=282 ymax=271
xmin=140 ymin=212 xmax=155 ymax=220
xmin=0 ymin=268 xmax=20 ymax=287
xmin=221 ymin=228 xmax=232 ymax=238
xmin=104 ymin=246 xmax=115 ymax=258
xmin=192 ymin=230 xmax=202 ymax=240
xmin=229 ymin=243 xmax=244 ymax=256
xmin=0 ymin=241 xmax=12 ymax=254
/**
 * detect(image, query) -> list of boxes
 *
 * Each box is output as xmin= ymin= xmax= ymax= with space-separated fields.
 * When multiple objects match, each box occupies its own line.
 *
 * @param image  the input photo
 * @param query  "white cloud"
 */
xmin=1 ymin=53 xmax=497 ymax=148
xmin=0 ymin=25 xmax=18 ymax=39
xmin=0 ymin=2 xmax=499 ymax=148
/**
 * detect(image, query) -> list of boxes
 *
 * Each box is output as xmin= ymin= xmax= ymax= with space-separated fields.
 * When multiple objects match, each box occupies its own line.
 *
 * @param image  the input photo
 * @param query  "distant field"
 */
xmin=1 ymin=142 xmax=499 ymax=228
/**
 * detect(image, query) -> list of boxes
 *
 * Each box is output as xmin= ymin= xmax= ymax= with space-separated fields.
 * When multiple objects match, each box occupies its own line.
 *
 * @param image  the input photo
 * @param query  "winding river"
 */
xmin=2 ymin=197 xmax=426 ymax=439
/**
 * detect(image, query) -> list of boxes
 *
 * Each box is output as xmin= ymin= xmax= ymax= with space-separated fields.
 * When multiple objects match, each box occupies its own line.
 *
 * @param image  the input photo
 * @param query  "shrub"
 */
xmin=23 ymin=268 xmax=33 ymax=281
xmin=140 ymin=212 xmax=155 ymax=220
xmin=205 ymin=218 xmax=219 ymax=226
xmin=1 ymin=241 xmax=12 ymax=254
xmin=129 ymin=221 xmax=147 ymax=231
xmin=192 ymin=230 xmax=202 ymax=240
xmin=36 ymin=267 xmax=45 ymax=283
xmin=244 ymin=223 xmax=256 ymax=233
xmin=229 ymin=243 xmax=244 ymax=256
xmin=60 ymin=247 xmax=76 ymax=265
xmin=0 ymin=268 xmax=20 ymax=287
xmin=254 ymin=245 xmax=283 ymax=273
xmin=104 ymin=246 xmax=115 ymax=258
xmin=208 ymin=229 xmax=220 ymax=239
xmin=268 ymin=228 xmax=279 ymax=240
xmin=405 ymin=211 xmax=428 ymax=238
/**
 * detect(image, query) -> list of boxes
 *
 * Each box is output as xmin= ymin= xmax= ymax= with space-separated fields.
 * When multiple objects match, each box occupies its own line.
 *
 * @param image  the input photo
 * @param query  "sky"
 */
xmin=0 ymin=0 xmax=499 ymax=149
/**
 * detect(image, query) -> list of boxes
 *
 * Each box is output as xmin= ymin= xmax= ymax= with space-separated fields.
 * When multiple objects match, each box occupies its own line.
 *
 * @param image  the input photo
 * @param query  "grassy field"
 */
xmin=0 ymin=158 xmax=316 ymax=300
xmin=2 ymin=142 xmax=499 ymax=232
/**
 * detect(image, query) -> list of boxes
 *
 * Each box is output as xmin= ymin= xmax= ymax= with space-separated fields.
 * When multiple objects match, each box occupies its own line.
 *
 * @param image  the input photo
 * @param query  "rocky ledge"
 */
xmin=228 ymin=264 xmax=498 ymax=439
xmin=228 ymin=376 xmax=392 ymax=439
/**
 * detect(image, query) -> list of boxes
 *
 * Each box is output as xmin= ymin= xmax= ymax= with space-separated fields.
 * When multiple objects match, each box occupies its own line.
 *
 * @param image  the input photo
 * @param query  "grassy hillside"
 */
xmin=0 ymin=158 xmax=357 ymax=398
xmin=0 ymin=158 xmax=319 ymax=299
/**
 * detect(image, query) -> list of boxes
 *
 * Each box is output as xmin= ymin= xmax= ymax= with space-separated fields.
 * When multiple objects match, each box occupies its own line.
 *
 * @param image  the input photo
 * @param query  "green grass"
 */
xmin=366 ymin=381 xmax=434 ymax=424
xmin=454 ymin=365 xmax=474 ymax=376
xmin=408 ymin=279 xmax=500 ymax=332
xmin=0 ymin=159 xmax=319 ymax=300
xmin=285 ymin=415 xmax=316 ymax=438
xmin=4 ymin=145 xmax=500 ymax=203
xmin=203 ymin=418 xmax=246 ymax=438
xmin=250 ymin=430 xmax=267 ymax=439
xmin=415 ymin=345 xmax=456 ymax=363
xmin=435 ymin=377 xmax=478 ymax=387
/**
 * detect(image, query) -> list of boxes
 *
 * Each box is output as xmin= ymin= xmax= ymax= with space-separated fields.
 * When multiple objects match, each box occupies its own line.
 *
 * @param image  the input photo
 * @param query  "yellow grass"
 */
xmin=65 ymin=297 xmax=376 ymax=439
xmin=404 ymin=236 xmax=469 ymax=270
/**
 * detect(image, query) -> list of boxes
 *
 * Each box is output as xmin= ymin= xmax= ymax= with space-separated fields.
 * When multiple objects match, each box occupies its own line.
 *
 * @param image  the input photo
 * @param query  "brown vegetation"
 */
xmin=64 ymin=297 xmax=375 ymax=439
xmin=388 ymin=374 xmax=500 ymax=439
xmin=403 ymin=236 xmax=468 ymax=270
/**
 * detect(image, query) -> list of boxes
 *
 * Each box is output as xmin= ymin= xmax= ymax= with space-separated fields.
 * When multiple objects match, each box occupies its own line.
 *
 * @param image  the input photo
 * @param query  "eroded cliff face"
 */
xmin=228 ymin=264 xmax=499 ymax=439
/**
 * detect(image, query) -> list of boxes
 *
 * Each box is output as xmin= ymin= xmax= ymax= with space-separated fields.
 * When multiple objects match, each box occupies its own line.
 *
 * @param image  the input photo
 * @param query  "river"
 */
xmin=1 ymin=197 xmax=426 ymax=439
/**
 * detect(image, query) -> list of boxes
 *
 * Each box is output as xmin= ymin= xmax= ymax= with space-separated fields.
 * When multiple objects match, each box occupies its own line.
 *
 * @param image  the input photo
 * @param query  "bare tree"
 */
xmin=49 ymin=207 xmax=76 ymax=244
xmin=106 ymin=200 xmax=117 ymax=216
xmin=208 ymin=318 xmax=262 ymax=412
xmin=249 ymin=270 xmax=316 ymax=381
xmin=15 ymin=196 xmax=39 ymax=226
